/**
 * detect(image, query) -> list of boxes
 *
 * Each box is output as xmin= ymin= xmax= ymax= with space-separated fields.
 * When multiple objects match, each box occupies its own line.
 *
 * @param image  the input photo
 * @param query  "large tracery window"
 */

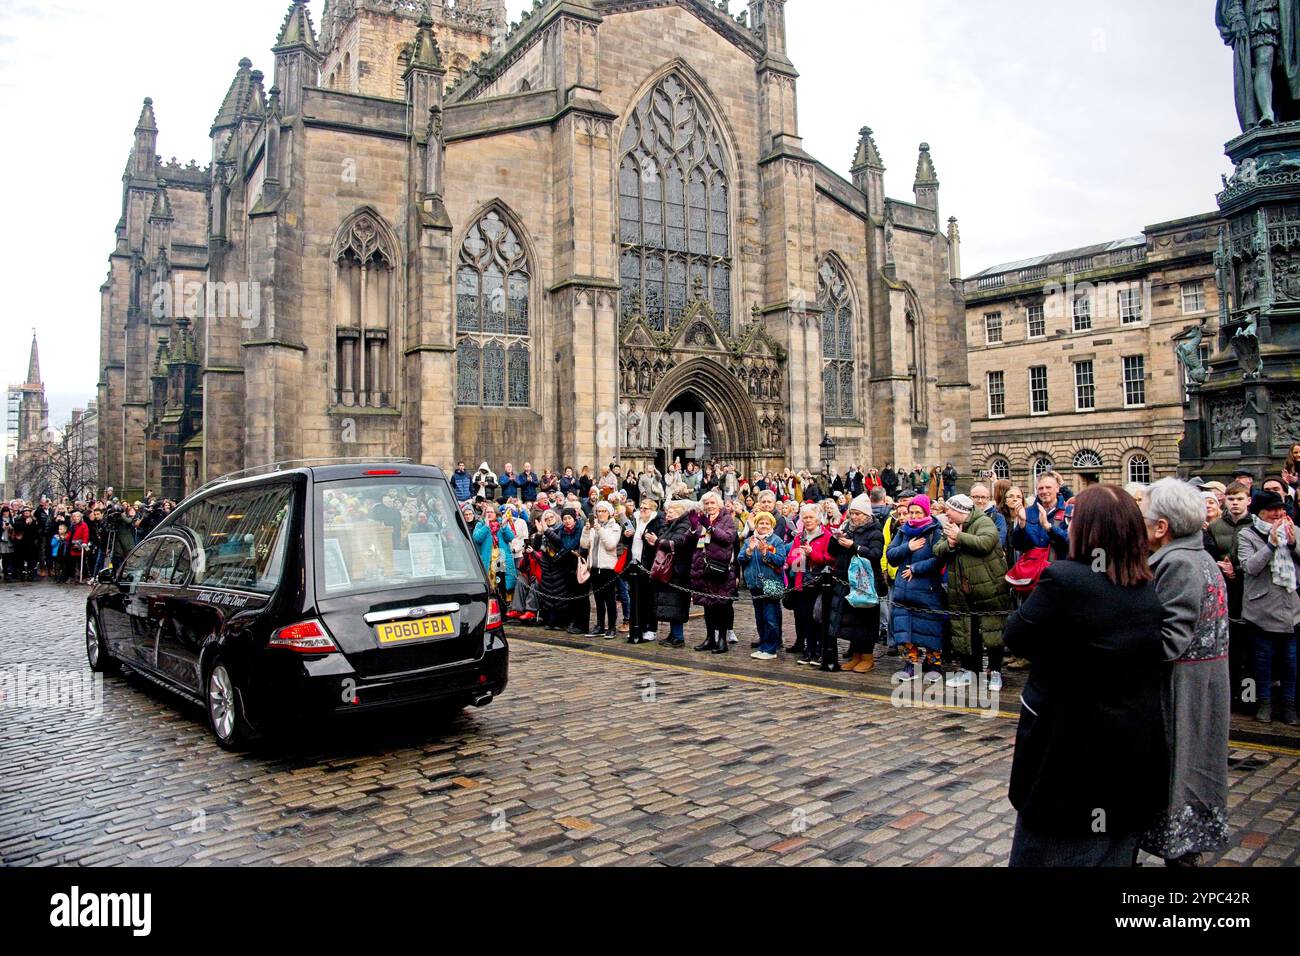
xmin=818 ymin=258 xmax=856 ymax=419
xmin=333 ymin=212 xmax=396 ymax=408
xmin=455 ymin=209 xmax=531 ymax=408
xmin=619 ymin=72 xmax=732 ymax=332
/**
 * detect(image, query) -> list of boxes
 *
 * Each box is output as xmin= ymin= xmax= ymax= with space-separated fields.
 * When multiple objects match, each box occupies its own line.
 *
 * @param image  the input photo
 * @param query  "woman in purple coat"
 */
xmin=691 ymin=490 xmax=739 ymax=654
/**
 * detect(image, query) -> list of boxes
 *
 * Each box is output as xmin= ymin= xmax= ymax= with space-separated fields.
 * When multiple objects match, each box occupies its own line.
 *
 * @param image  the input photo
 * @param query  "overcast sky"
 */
xmin=0 ymin=0 xmax=1237 ymax=439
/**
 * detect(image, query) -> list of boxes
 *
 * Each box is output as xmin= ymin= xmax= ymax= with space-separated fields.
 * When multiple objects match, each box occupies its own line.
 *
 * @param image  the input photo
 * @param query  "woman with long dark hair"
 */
xmin=1004 ymin=484 xmax=1168 ymax=867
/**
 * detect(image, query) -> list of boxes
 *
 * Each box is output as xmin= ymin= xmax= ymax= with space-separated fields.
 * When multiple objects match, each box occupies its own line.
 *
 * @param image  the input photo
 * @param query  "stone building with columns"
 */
xmin=98 ymin=0 xmax=969 ymax=499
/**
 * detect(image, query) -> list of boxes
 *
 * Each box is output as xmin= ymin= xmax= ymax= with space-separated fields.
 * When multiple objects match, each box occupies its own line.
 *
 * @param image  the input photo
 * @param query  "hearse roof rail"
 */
xmin=190 ymin=458 xmax=414 ymax=498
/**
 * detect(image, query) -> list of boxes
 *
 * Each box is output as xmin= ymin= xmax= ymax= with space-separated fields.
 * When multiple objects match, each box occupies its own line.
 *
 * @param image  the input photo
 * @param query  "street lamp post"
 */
xmin=819 ymin=433 xmax=836 ymax=472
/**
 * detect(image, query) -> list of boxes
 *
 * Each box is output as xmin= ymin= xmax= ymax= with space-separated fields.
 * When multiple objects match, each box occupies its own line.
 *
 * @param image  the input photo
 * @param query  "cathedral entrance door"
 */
xmin=653 ymin=392 xmax=711 ymax=474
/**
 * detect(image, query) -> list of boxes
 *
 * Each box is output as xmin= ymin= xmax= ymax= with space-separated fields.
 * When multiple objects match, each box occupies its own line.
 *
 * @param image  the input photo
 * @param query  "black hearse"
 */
xmin=86 ymin=462 xmax=508 ymax=749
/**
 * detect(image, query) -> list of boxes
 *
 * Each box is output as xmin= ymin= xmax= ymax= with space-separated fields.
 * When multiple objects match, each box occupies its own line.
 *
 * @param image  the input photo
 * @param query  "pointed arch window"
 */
xmin=818 ymin=258 xmax=856 ymax=419
xmin=332 ymin=211 xmax=397 ymax=408
xmin=619 ymin=72 xmax=732 ymax=332
xmin=455 ymin=208 xmax=531 ymax=408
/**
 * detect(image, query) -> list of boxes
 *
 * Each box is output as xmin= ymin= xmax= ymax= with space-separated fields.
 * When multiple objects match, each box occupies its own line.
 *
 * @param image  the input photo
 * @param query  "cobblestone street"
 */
xmin=1 ymin=581 xmax=1297 ymax=867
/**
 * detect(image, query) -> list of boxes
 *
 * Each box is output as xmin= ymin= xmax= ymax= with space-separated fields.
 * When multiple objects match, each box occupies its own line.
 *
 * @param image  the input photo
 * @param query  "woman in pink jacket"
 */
xmin=786 ymin=504 xmax=835 ymax=665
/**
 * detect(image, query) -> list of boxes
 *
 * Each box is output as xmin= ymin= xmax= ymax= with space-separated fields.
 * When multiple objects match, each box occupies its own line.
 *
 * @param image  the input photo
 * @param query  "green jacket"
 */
xmin=933 ymin=509 xmax=1013 ymax=653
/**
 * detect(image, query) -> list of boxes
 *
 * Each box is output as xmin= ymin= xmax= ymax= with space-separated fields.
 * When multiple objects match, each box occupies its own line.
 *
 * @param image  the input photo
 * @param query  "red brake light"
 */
xmin=364 ymin=469 xmax=401 ymax=476
xmin=486 ymin=599 xmax=503 ymax=631
xmin=268 ymin=619 xmax=339 ymax=653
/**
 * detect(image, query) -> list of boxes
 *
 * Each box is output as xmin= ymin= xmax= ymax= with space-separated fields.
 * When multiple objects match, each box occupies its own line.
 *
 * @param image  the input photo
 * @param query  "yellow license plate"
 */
xmin=374 ymin=615 xmax=456 ymax=645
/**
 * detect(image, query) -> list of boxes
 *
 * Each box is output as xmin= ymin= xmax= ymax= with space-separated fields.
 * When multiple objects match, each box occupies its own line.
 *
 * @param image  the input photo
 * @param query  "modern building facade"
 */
xmin=98 ymin=0 xmax=970 ymax=501
xmin=964 ymin=212 xmax=1221 ymax=490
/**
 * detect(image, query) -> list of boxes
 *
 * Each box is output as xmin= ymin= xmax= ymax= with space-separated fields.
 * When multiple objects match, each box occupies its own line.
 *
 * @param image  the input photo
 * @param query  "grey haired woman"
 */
xmin=1140 ymin=477 xmax=1231 ymax=867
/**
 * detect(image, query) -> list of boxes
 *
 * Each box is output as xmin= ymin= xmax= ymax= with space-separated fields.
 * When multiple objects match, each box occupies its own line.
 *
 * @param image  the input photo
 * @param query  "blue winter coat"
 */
xmin=740 ymin=532 xmax=791 ymax=593
xmin=1012 ymin=500 xmax=1069 ymax=559
xmin=473 ymin=520 xmax=517 ymax=590
xmin=885 ymin=519 xmax=947 ymax=651
xmin=498 ymin=472 xmax=522 ymax=501
xmin=451 ymin=469 xmax=473 ymax=501
xmin=985 ymin=506 xmax=1008 ymax=552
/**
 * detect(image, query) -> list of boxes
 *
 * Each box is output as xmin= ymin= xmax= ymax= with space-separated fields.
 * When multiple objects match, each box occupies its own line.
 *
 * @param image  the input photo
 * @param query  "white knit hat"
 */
xmin=848 ymin=494 xmax=872 ymax=515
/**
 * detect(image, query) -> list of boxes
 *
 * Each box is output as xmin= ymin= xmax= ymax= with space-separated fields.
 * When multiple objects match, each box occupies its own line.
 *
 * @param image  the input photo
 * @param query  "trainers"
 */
xmin=945 ymin=669 xmax=974 ymax=688
xmin=642 ymin=632 xmax=656 ymax=643
xmin=727 ymin=630 xmax=738 ymax=644
xmin=988 ymin=671 xmax=1003 ymax=692
xmin=750 ymin=651 xmax=777 ymax=661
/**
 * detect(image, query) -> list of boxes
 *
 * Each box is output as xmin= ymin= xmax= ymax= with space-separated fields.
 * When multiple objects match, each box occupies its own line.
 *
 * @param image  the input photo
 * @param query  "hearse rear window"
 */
xmin=316 ymin=479 xmax=480 ymax=596
xmin=172 ymin=484 xmax=293 ymax=593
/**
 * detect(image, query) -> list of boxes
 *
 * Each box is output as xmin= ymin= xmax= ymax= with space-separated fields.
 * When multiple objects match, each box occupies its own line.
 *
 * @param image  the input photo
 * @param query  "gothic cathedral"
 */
xmin=98 ymin=0 xmax=970 ymax=500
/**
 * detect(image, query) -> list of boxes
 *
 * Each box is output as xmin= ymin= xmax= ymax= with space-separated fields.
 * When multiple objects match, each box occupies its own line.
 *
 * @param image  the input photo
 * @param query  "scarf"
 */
xmin=1253 ymin=516 xmax=1298 ymax=593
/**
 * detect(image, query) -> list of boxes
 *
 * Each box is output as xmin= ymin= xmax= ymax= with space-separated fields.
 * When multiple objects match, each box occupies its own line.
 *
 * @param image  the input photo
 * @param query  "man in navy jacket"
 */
xmin=1012 ymin=471 xmax=1069 ymax=560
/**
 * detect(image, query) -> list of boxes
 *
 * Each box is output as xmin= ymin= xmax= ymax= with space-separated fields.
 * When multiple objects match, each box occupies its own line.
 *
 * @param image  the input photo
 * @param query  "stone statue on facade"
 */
xmin=1218 ymin=0 xmax=1300 ymax=130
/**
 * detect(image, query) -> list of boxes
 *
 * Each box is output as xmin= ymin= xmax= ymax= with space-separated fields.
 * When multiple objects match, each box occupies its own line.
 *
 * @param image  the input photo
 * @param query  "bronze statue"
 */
xmin=1218 ymin=0 xmax=1300 ymax=130
xmin=1176 ymin=323 xmax=1210 ymax=386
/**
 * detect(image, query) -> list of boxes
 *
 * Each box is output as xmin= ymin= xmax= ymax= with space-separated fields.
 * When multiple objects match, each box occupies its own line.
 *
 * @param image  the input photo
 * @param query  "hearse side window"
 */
xmin=172 ymin=484 xmax=293 ymax=593
xmin=316 ymin=478 xmax=481 ymax=597
xmin=145 ymin=538 xmax=190 ymax=586
xmin=118 ymin=541 xmax=159 ymax=586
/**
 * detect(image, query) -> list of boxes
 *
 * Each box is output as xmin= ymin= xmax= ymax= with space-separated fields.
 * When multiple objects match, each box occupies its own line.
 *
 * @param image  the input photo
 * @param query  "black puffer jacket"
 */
xmin=826 ymin=517 xmax=885 ymax=641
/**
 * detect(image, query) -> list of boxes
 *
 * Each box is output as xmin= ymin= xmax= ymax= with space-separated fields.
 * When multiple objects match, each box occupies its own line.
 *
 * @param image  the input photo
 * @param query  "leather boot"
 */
xmin=713 ymin=629 xmax=730 ymax=653
xmin=852 ymin=654 xmax=876 ymax=674
xmin=843 ymin=653 xmax=862 ymax=670
xmin=694 ymin=630 xmax=717 ymax=653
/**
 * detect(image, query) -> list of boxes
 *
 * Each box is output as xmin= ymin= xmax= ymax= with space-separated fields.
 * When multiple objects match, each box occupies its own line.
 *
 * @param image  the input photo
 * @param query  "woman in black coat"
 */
xmin=626 ymin=499 xmax=664 ymax=644
xmin=653 ymin=500 xmax=698 ymax=647
xmin=826 ymin=496 xmax=886 ymax=674
xmin=534 ymin=510 xmax=568 ymax=630
xmin=1003 ymin=484 xmax=1168 ymax=867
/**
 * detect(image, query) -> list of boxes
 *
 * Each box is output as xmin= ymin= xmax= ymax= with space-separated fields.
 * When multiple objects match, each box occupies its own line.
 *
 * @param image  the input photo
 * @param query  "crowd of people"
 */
xmin=0 ymin=488 xmax=174 ymax=583
xmin=455 ymin=453 xmax=1300 ymax=866
xmin=13 ymin=449 xmax=1300 ymax=868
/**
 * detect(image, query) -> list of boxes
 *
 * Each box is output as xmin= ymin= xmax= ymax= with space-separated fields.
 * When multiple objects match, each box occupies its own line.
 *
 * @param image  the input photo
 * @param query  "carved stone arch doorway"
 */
xmin=639 ymin=357 xmax=763 ymax=473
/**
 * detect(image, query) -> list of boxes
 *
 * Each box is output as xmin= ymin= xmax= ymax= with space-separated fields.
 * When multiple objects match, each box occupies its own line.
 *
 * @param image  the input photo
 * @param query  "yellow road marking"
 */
xmin=515 ymin=637 xmax=1300 ymax=756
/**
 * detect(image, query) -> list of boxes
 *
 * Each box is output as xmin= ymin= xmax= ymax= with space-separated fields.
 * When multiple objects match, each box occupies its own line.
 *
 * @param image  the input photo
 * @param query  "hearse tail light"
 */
xmin=486 ymin=599 xmax=503 ymax=631
xmin=364 ymin=469 xmax=402 ymax=476
xmin=268 ymin=619 xmax=339 ymax=653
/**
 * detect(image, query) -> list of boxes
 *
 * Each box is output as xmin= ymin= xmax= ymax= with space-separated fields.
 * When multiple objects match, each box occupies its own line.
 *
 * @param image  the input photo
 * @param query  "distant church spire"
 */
xmin=26 ymin=331 xmax=40 ymax=385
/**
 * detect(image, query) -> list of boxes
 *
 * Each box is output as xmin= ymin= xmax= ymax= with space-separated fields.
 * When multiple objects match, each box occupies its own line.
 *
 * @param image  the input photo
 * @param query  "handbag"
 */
xmin=576 ymin=556 xmax=591 ymax=585
xmin=650 ymin=545 xmax=674 ymax=584
xmin=1005 ymin=547 xmax=1050 ymax=595
xmin=703 ymin=557 xmax=731 ymax=583
xmin=846 ymin=555 xmax=880 ymax=608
